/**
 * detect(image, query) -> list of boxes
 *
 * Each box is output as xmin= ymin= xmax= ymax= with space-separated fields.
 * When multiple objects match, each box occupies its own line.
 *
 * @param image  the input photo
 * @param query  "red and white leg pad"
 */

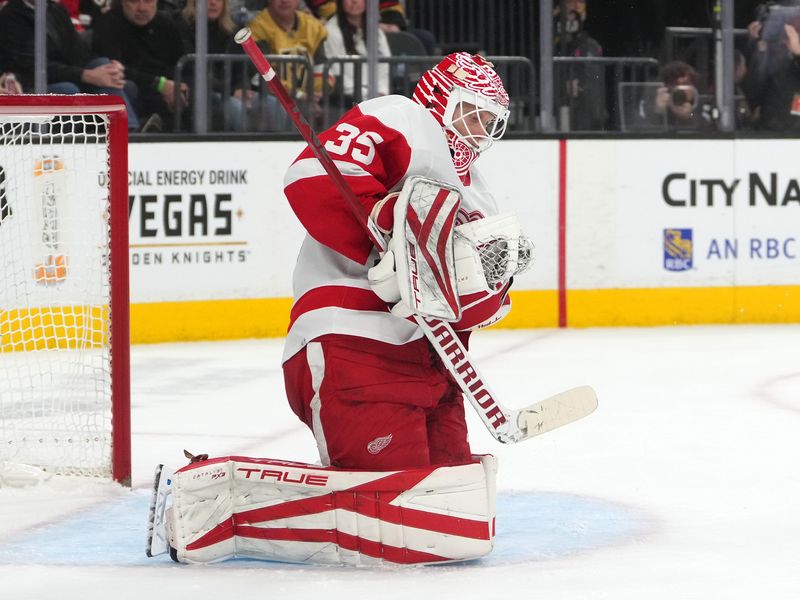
xmin=159 ymin=455 xmax=497 ymax=566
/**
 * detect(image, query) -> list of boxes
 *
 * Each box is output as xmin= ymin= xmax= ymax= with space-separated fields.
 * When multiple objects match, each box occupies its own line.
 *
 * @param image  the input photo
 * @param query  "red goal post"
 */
xmin=0 ymin=95 xmax=130 ymax=485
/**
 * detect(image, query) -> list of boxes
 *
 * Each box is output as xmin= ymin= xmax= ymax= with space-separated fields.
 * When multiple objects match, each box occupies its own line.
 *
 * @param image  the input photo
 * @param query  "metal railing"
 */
xmin=320 ymin=55 xmax=537 ymax=132
xmin=552 ymin=56 xmax=661 ymax=132
xmin=663 ymin=27 xmax=748 ymax=76
xmin=173 ymin=53 xmax=314 ymax=133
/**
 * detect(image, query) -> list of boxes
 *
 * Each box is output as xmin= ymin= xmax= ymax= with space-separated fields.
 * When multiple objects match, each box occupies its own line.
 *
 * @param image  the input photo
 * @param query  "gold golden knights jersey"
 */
xmin=248 ymin=9 xmax=327 ymax=94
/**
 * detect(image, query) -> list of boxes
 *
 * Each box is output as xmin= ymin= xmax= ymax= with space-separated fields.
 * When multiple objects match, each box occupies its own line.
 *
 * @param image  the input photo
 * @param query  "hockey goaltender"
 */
xmin=146 ymin=46 xmax=596 ymax=567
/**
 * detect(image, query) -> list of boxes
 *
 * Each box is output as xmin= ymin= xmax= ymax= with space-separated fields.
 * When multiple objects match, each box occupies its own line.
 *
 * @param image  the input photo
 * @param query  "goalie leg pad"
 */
xmin=164 ymin=455 xmax=497 ymax=566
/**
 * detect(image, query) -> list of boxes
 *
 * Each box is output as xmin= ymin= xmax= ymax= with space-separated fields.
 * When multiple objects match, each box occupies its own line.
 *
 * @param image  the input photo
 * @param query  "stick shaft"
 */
xmin=236 ymin=29 xmax=522 ymax=442
xmin=236 ymin=30 xmax=386 ymax=250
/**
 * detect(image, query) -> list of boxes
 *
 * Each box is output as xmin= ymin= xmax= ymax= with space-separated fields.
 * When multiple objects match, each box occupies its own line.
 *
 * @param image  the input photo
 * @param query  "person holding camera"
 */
xmin=651 ymin=60 xmax=709 ymax=131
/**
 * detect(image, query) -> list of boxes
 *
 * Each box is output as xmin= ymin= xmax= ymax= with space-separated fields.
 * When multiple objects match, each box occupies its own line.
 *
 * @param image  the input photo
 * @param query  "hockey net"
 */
xmin=0 ymin=95 xmax=130 ymax=484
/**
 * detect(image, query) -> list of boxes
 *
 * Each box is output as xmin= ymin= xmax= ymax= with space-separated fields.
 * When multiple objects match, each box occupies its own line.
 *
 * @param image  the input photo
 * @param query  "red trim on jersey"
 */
xmin=285 ymin=107 xmax=413 ymax=265
xmin=289 ymin=285 xmax=389 ymax=330
xmin=454 ymin=284 xmax=511 ymax=331
xmin=405 ymin=189 xmax=461 ymax=316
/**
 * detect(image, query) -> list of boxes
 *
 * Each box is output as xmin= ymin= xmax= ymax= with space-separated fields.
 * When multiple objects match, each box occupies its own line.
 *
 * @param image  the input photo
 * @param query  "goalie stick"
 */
xmin=235 ymin=29 xmax=597 ymax=443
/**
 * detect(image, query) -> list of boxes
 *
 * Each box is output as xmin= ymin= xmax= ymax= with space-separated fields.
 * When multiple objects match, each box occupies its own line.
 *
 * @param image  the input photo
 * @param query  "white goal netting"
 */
xmin=0 ymin=112 xmax=117 ymax=479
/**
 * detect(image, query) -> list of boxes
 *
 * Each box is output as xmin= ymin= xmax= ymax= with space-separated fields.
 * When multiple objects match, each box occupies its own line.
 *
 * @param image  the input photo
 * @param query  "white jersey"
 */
xmin=282 ymin=95 xmax=505 ymax=362
xmin=323 ymin=18 xmax=392 ymax=97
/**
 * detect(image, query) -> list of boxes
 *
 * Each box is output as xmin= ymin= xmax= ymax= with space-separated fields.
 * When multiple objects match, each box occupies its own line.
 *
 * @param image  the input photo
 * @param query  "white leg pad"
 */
xmin=168 ymin=455 xmax=497 ymax=566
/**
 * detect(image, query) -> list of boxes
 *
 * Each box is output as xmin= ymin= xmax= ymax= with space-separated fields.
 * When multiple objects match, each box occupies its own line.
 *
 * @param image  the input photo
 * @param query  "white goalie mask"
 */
xmin=442 ymin=86 xmax=510 ymax=154
xmin=413 ymin=53 xmax=511 ymax=183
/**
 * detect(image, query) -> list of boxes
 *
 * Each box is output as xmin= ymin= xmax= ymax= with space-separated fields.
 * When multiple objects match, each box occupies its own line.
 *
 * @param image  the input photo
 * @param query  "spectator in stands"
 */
xmin=377 ymin=1 xmax=435 ymax=55
xmin=92 ymin=0 xmax=188 ymax=132
xmin=309 ymin=0 xmax=435 ymax=55
xmin=80 ymin=0 xmax=113 ymax=26
xmin=324 ymin=0 xmax=391 ymax=104
xmin=553 ymin=0 xmax=606 ymax=130
xmin=228 ymin=0 xmax=262 ymax=28
xmin=0 ymin=72 xmax=22 ymax=94
xmin=0 ymin=41 xmax=20 ymax=94
xmin=59 ymin=0 xmax=84 ymax=29
xmin=650 ymin=60 xmax=711 ymax=130
xmin=174 ymin=0 xmax=247 ymax=131
xmin=175 ymin=0 xmax=236 ymax=51
xmin=744 ymin=12 xmax=800 ymax=131
xmin=244 ymin=0 xmax=329 ymax=130
xmin=0 ymin=0 xmax=139 ymax=129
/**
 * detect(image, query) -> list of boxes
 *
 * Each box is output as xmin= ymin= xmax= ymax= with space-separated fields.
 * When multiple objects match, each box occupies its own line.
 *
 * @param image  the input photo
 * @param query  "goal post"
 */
xmin=0 ymin=95 xmax=131 ymax=485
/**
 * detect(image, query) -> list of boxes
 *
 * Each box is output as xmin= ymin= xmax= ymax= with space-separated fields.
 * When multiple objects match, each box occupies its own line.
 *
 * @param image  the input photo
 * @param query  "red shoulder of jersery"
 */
xmin=283 ymin=100 xmax=415 ymax=265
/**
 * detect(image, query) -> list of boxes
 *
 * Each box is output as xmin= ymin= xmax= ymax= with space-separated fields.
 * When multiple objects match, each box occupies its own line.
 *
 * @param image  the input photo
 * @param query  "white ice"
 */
xmin=1 ymin=325 xmax=799 ymax=599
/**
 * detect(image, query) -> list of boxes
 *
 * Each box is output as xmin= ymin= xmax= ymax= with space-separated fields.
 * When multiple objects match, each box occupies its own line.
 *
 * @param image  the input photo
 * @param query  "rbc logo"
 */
xmin=663 ymin=228 xmax=693 ymax=271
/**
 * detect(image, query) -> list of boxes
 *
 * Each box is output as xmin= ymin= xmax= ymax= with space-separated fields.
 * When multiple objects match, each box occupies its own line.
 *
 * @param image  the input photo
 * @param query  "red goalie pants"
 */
xmin=283 ymin=334 xmax=472 ymax=470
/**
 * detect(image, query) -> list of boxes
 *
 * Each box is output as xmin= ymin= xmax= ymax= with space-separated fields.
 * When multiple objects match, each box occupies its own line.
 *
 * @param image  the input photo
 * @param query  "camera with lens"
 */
xmin=668 ymin=85 xmax=695 ymax=107
xmin=671 ymin=88 xmax=688 ymax=105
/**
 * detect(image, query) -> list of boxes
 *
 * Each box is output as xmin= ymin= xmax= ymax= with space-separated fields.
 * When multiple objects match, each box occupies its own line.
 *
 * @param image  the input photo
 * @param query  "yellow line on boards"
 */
xmin=130 ymin=297 xmax=293 ymax=343
xmin=566 ymin=286 xmax=800 ymax=326
xmin=3 ymin=287 xmax=798 ymax=350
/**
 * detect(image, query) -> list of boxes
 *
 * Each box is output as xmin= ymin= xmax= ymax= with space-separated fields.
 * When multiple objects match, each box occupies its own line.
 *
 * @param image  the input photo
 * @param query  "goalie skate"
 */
xmin=145 ymin=464 xmax=174 ymax=558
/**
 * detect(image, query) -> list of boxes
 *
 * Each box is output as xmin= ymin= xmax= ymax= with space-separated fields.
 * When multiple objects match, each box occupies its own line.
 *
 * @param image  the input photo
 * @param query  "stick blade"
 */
xmin=515 ymin=385 xmax=598 ymax=441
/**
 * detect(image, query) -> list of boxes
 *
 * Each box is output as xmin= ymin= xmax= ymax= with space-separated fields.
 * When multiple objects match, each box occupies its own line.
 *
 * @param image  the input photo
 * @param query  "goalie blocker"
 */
xmin=147 ymin=454 xmax=497 ymax=566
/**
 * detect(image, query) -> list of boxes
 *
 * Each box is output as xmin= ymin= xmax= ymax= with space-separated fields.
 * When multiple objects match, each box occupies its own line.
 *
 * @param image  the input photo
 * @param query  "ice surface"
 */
xmin=1 ymin=325 xmax=799 ymax=599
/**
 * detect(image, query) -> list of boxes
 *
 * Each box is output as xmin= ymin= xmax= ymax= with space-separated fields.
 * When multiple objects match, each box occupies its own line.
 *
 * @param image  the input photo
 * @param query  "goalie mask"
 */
xmin=413 ymin=52 xmax=510 ymax=183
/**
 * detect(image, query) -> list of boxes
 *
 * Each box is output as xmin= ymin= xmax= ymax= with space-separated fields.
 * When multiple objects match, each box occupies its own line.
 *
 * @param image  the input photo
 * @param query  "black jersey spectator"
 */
xmin=0 ymin=0 xmax=139 ymax=128
xmin=92 ymin=0 xmax=187 ymax=131
xmin=0 ymin=32 xmax=19 ymax=94
xmin=553 ymin=0 xmax=606 ymax=130
xmin=174 ymin=0 xmax=236 ymax=53
xmin=744 ymin=11 xmax=800 ymax=132
xmin=174 ymin=0 xmax=247 ymax=130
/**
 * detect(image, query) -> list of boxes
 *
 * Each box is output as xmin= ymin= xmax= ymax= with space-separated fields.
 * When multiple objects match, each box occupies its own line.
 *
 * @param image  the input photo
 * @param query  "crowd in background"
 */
xmin=0 ymin=0 xmax=424 ymax=132
xmin=1 ymin=0 xmax=799 ymax=135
